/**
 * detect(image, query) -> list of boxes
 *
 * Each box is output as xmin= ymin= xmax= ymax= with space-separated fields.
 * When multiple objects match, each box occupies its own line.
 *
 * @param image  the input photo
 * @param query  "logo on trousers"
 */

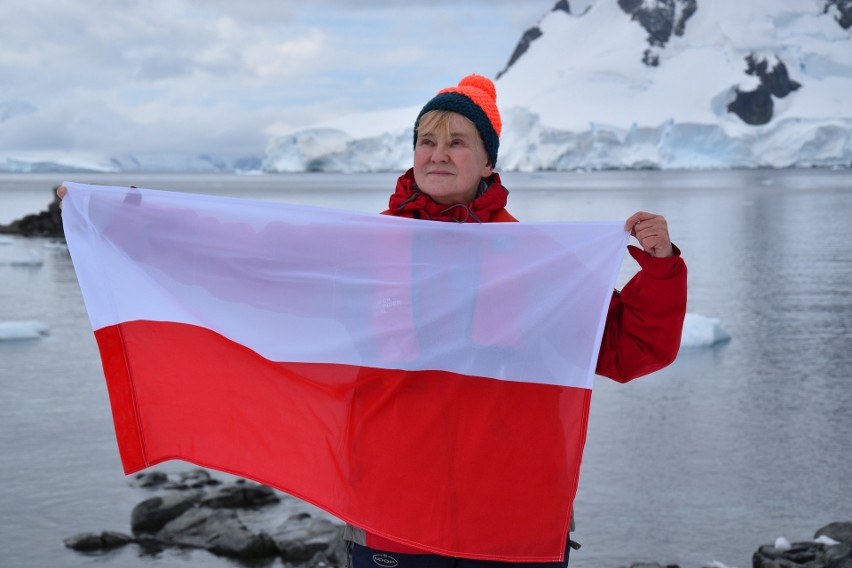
xmin=372 ymin=553 xmax=399 ymax=567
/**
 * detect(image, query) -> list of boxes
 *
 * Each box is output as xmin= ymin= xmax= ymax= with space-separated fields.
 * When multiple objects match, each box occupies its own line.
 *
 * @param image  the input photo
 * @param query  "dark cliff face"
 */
xmin=823 ymin=0 xmax=852 ymax=29
xmin=618 ymin=0 xmax=697 ymax=66
xmin=497 ymin=27 xmax=544 ymax=79
xmin=496 ymin=1 xmax=571 ymax=79
xmin=727 ymin=55 xmax=802 ymax=126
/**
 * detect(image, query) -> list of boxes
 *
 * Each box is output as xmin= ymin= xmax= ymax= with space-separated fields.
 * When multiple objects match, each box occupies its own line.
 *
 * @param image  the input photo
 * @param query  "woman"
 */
xmin=57 ymin=74 xmax=686 ymax=568
xmin=343 ymin=74 xmax=687 ymax=568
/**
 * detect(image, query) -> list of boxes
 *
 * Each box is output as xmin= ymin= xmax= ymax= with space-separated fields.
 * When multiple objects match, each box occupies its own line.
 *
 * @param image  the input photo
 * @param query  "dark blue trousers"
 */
xmin=349 ymin=539 xmax=571 ymax=568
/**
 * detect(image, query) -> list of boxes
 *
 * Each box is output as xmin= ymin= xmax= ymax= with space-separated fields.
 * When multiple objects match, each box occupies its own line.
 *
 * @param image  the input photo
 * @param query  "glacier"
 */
xmin=264 ymin=0 xmax=852 ymax=173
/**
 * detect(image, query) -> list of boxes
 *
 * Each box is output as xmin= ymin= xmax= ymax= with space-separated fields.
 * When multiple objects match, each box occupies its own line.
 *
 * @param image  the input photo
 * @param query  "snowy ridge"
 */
xmin=264 ymin=0 xmax=852 ymax=172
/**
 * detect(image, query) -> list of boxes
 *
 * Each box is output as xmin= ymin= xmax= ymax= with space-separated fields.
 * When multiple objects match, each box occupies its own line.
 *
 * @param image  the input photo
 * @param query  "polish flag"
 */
xmin=61 ymin=181 xmax=629 ymax=562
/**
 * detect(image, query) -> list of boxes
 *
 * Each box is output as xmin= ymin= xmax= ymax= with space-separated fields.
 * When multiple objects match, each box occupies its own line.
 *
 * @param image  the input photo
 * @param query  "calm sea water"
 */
xmin=1 ymin=169 xmax=850 ymax=568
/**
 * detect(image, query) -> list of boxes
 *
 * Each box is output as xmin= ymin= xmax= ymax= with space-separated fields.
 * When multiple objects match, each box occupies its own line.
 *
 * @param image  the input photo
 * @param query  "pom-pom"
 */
xmin=458 ymin=74 xmax=497 ymax=102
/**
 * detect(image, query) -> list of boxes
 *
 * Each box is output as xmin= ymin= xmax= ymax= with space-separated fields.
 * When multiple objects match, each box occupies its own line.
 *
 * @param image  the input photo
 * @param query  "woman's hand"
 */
xmin=624 ymin=211 xmax=674 ymax=258
xmin=57 ymin=185 xmax=67 ymax=208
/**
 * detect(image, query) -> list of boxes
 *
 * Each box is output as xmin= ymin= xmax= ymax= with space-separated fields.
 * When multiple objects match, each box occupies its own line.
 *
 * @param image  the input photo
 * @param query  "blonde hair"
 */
xmin=416 ymin=110 xmax=487 ymax=159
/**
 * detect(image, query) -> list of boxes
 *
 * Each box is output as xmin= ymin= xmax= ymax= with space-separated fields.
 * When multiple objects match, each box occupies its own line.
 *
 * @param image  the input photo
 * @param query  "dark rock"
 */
xmin=101 ymin=531 xmax=134 ymax=549
xmin=823 ymin=0 xmax=852 ymax=29
xmin=673 ymin=0 xmax=697 ymax=35
xmin=816 ymin=522 xmax=852 ymax=545
xmin=744 ymin=54 xmax=801 ymax=98
xmin=553 ymin=0 xmax=571 ymax=14
xmin=753 ymin=537 xmax=852 ymax=568
xmin=618 ymin=0 xmax=697 ymax=63
xmin=643 ymin=49 xmax=661 ymax=67
xmin=728 ymin=87 xmax=774 ymax=126
xmin=0 ymin=187 xmax=64 ymax=238
xmin=134 ymin=471 xmax=168 ymax=488
xmin=727 ymin=54 xmax=801 ymax=125
xmin=67 ymin=470 xmax=302 ymax=562
xmin=271 ymin=513 xmax=343 ymax=562
xmin=130 ymin=492 xmax=198 ymax=534
xmin=826 ymin=544 xmax=852 ymax=568
xmin=496 ymin=1 xmax=572 ymax=80
xmin=200 ymin=481 xmax=280 ymax=509
xmin=156 ymin=508 xmax=277 ymax=559
xmin=63 ymin=531 xmax=133 ymax=551
xmin=496 ymin=27 xmax=544 ymax=80
xmin=164 ymin=468 xmax=222 ymax=490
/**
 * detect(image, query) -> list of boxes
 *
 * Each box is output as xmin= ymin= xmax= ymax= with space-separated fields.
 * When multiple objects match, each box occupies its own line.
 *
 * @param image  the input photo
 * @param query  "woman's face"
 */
xmin=413 ymin=113 xmax=493 ymax=205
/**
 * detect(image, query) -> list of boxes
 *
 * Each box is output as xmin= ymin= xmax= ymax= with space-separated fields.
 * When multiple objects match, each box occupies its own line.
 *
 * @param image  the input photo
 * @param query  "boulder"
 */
xmin=200 ymin=480 xmax=280 ymax=508
xmin=133 ymin=471 xmax=169 ymax=488
xmin=271 ymin=512 xmax=343 ymax=562
xmin=156 ymin=507 xmax=277 ymax=559
xmin=130 ymin=492 xmax=199 ymax=534
xmin=63 ymin=530 xmax=133 ymax=551
xmin=165 ymin=468 xmax=222 ymax=490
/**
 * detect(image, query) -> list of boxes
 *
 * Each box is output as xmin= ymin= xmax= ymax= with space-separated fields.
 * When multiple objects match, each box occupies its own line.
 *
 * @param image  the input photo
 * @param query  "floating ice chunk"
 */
xmin=43 ymin=241 xmax=67 ymax=250
xmin=0 ymin=250 xmax=43 ymax=266
xmin=0 ymin=236 xmax=14 ymax=245
xmin=680 ymin=313 xmax=731 ymax=348
xmin=0 ymin=320 xmax=49 ymax=341
xmin=774 ymin=536 xmax=792 ymax=551
xmin=702 ymin=561 xmax=736 ymax=568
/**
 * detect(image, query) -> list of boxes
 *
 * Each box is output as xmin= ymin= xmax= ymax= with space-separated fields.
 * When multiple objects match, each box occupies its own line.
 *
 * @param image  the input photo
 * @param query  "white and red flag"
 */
xmin=61 ymin=181 xmax=629 ymax=562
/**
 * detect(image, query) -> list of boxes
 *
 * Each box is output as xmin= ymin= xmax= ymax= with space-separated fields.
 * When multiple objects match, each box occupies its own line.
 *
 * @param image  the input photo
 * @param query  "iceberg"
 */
xmin=0 ymin=250 xmax=43 ymax=266
xmin=680 ymin=313 xmax=731 ymax=349
xmin=0 ymin=320 xmax=49 ymax=341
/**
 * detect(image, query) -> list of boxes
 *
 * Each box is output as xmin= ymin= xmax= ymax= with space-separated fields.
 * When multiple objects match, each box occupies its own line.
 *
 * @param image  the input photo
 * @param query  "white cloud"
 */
xmin=0 ymin=0 xmax=557 ymax=157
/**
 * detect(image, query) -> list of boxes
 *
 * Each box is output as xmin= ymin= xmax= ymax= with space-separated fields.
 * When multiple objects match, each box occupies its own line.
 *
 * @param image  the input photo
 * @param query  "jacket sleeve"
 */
xmin=595 ymin=244 xmax=687 ymax=383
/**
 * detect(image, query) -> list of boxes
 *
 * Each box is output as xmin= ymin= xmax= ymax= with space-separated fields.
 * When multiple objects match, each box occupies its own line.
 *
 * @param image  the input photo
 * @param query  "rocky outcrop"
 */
xmin=0 ymin=187 xmax=63 ymax=238
xmin=64 ymin=469 xmax=344 ymax=566
xmin=727 ymin=54 xmax=801 ymax=125
xmin=617 ymin=0 xmax=698 ymax=66
xmin=148 ymin=507 xmax=278 ymax=559
xmin=62 ymin=471 xmax=852 ymax=568
xmin=63 ymin=531 xmax=134 ymax=552
xmin=272 ymin=512 xmax=348 ymax=563
xmin=753 ymin=522 xmax=852 ymax=568
xmin=496 ymin=1 xmax=572 ymax=79
xmin=823 ymin=0 xmax=852 ymax=29
xmin=497 ymin=27 xmax=544 ymax=80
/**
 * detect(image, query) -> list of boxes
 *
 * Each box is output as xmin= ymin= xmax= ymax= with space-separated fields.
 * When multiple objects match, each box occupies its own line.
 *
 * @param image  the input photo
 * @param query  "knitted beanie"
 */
xmin=413 ymin=74 xmax=502 ymax=167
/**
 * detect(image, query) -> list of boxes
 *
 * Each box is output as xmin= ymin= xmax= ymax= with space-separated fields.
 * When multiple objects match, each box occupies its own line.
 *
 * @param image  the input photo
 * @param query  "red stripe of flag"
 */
xmin=96 ymin=319 xmax=589 ymax=561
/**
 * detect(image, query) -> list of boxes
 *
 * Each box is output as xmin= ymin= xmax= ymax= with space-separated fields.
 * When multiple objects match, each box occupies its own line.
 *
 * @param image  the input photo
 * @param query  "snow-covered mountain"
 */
xmin=264 ymin=0 xmax=852 ymax=172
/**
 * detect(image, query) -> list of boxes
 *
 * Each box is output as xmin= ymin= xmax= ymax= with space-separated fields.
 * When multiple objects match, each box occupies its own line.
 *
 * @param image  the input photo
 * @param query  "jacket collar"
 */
xmin=387 ymin=168 xmax=509 ymax=223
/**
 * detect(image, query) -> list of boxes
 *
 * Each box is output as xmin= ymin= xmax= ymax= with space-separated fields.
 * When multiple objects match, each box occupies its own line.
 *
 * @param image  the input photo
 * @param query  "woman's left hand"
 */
xmin=624 ymin=211 xmax=674 ymax=258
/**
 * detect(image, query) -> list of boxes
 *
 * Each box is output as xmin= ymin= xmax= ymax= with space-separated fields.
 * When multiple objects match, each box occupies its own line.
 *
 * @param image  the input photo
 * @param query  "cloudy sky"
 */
xmin=0 ymin=0 xmax=559 ymax=160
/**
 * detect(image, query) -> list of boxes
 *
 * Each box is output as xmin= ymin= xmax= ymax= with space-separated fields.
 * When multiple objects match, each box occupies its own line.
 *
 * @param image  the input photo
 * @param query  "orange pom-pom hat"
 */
xmin=414 ymin=74 xmax=502 ymax=167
